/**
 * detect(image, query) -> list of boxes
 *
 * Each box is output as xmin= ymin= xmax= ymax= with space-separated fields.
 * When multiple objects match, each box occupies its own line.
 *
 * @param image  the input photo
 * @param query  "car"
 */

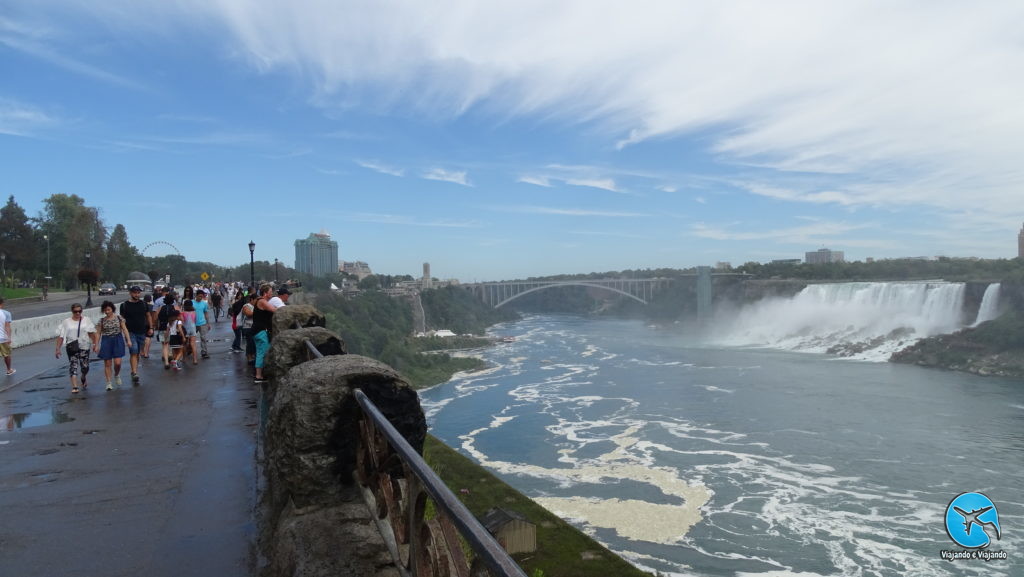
xmin=98 ymin=283 xmax=117 ymax=296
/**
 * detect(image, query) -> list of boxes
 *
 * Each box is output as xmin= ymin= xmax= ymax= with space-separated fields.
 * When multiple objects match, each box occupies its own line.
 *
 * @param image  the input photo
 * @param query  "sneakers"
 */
xmin=201 ymin=353 xmax=210 ymax=359
xmin=115 ymin=375 xmax=123 ymax=386
xmin=131 ymin=373 xmax=140 ymax=385
xmin=164 ymin=362 xmax=171 ymax=370
xmin=254 ymin=378 xmax=267 ymax=384
xmin=106 ymin=382 xmax=114 ymax=391
xmin=5 ymin=368 xmax=14 ymax=375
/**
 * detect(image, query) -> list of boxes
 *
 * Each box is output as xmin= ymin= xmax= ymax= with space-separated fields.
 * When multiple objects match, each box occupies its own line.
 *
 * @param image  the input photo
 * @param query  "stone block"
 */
xmin=264 ymin=354 xmax=426 ymax=523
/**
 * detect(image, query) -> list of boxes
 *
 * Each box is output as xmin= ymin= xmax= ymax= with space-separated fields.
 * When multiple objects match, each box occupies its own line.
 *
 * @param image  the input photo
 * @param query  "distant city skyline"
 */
xmin=4 ymin=2 xmax=1023 ymax=281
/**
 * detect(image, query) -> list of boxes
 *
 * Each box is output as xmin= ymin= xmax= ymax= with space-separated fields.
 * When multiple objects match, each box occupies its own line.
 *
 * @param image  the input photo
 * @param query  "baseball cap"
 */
xmin=129 ymin=285 xmax=142 ymax=292
xmin=277 ymin=287 xmax=292 ymax=295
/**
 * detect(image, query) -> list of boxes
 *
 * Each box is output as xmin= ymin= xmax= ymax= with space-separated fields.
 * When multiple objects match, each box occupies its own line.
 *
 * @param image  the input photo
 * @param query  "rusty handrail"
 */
xmin=293 ymin=323 xmax=527 ymax=577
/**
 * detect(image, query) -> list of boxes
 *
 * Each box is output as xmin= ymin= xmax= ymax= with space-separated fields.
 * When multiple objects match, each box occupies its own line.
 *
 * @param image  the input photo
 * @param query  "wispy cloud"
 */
xmin=518 ymin=175 xmax=552 ymax=187
xmin=691 ymin=219 xmax=874 ymax=243
xmin=0 ymin=98 xmax=60 ymax=136
xmin=0 ymin=16 xmax=147 ymax=91
xmin=565 ymin=178 xmax=619 ymax=193
xmin=168 ymin=1 xmax=1023 ymax=221
xmin=342 ymin=212 xmax=483 ymax=228
xmin=423 ymin=168 xmax=471 ymax=187
xmin=143 ymin=132 xmax=270 ymax=146
xmin=569 ymin=230 xmax=651 ymax=240
xmin=356 ymin=159 xmax=405 ymax=177
xmin=493 ymin=205 xmax=649 ymax=217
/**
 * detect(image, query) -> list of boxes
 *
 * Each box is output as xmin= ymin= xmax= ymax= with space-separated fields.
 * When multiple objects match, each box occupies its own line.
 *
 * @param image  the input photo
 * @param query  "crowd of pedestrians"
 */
xmin=51 ymin=281 xmax=289 ymax=393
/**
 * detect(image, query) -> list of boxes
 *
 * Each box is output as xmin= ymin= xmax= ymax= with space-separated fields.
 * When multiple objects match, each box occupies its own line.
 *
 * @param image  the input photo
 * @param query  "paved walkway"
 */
xmin=0 ymin=317 xmax=258 ymax=576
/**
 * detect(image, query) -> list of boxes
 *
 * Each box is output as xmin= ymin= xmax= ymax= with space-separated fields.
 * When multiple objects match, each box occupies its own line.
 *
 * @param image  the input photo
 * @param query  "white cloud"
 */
xmin=11 ymin=1 xmax=1024 ymax=225
xmin=342 ymin=212 xmax=483 ymax=228
xmin=518 ymin=175 xmax=552 ymax=187
xmin=691 ymin=219 xmax=873 ymax=243
xmin=423 ymin=168 xmax=471 ymax=187
xmin=494 ymin=205 xmax=649 ymax=217
xmin=565 ymin=178 xmax=619 ymax=193
xmin=356 ymin=159 xmax=405 ymax=177
xmin=0 ymin=98 xmax=59 ymax=136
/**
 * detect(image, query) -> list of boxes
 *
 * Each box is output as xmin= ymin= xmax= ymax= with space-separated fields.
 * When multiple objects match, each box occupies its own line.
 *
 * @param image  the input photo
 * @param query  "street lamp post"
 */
xmin=42 ymin=234 xmax=51 ymax=298
xmin=84 ymin=250 xmax=93 ymax=307
xmin=248 ymin=240 xmax=256 ymax=290
xmin=274 ymin=258 xmax=279 ymax=284
xmin=1 ymin=253 xmax=6 ymax=289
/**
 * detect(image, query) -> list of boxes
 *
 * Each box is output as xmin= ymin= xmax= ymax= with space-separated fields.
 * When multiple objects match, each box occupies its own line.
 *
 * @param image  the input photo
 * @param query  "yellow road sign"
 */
xmin=200 ymin=272 xmax=209 ymax=281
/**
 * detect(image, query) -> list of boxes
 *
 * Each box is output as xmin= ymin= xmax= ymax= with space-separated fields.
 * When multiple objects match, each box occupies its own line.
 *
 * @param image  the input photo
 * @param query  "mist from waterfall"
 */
xmin=711 ymin=281 xmax=967 ymax=361
xmin=972 ymin=283 xmax=1001 ymax=326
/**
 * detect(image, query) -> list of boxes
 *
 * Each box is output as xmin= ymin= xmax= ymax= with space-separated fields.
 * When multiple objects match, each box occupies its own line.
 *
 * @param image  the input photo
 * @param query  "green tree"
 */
xmin=37 ymin=194 xmax=107 ymax=289
xmin=0 ymin=195 xmax=37 ymax=286
xmin=104 ymin=223 xmax=142 ymax=285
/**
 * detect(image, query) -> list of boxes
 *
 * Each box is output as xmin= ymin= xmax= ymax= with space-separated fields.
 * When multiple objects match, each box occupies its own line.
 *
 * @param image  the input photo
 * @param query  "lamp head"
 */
xmin=248 ymin=240 xmax=256 ymax=253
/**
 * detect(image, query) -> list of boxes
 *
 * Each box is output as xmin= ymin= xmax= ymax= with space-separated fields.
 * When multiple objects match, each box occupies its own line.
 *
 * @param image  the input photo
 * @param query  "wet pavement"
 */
xmin=0 ymin=318 xmax=259 ymax=577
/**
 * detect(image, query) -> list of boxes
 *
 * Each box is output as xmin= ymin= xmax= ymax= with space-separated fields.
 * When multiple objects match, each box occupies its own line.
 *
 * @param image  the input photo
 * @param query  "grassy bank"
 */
xmin=424 ymin=435 xmax=652 ymax=577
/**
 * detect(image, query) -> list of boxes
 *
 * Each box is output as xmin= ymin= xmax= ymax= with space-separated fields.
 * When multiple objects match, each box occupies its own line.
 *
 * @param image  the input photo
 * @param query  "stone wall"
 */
xmin=259 ymin=306 xmax=426 ymax=577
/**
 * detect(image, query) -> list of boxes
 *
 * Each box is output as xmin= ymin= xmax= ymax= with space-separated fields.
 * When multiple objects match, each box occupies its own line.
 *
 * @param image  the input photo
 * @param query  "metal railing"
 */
xmin=296 ymin=326 xmax=527 ymax=577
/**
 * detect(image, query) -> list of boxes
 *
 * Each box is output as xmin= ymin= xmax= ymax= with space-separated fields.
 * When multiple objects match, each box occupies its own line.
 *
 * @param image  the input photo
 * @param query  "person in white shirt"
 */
xmin=268 ymin=286 xmax=291 ymax=308
xmin=0 ymin=297 xmax=13 ymax=376
xmin=55 ymin=303 xmax=99 ymax=393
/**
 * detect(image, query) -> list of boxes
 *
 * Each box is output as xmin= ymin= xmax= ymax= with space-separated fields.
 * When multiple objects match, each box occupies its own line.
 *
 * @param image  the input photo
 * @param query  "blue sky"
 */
xmin=3 ymin=1 xmax=1023 ymax=282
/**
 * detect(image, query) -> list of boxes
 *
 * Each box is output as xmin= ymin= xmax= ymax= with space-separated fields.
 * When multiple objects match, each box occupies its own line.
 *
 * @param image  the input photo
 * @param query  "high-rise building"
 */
xmin=1019 ymin=222 xmax=1024 ymax=258
xmin=805 ymin=248 xmax=845 ymax=264
xmin=294 ymin=230 xmax=339 ymax=277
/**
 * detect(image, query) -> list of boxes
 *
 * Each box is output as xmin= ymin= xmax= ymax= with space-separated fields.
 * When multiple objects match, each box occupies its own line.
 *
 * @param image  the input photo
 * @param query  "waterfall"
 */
xmin=972 ymin=283 xmax=1001 ymax=326
xmin=713 ymin=281 xmax=967 ymax=361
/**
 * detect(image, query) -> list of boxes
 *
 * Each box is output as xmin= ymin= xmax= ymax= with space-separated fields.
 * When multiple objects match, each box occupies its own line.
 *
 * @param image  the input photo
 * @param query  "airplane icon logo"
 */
xmin=945 ymin=493 xmax=1002 ymax=549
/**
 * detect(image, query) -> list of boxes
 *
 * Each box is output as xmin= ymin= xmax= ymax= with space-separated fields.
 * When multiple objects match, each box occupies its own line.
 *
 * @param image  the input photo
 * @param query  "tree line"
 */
xmin=0 ymin=193 xmax=301 ymax=292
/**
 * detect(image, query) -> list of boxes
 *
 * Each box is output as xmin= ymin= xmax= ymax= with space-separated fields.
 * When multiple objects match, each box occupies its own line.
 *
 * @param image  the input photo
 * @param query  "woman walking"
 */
xmin=55 ymin=303 xmax=98 ymax=394
xmin=97 ymin=301 xmax=131 ymax=390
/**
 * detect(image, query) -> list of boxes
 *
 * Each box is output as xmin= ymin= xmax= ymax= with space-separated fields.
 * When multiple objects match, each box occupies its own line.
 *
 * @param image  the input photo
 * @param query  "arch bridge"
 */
xmin=463 ymin=278 xmax=672 ymax=308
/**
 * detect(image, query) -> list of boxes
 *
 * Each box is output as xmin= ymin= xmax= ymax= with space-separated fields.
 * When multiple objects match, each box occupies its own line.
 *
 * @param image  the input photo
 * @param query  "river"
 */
xmin=420 ymin=314 xmax=1023 ymax=577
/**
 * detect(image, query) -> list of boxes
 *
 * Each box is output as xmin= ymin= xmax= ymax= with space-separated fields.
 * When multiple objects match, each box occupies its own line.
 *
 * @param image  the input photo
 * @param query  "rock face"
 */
xmin=890 ymin=312 xmax=1024 ymax=378
xmin=260 ymin=310 xmax=426 ymax=577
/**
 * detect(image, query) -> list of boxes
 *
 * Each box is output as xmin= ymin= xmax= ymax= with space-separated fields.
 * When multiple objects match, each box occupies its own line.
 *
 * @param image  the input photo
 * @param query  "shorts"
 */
xmin=127 ymin=332 xmax=147 ymax=355
xmin=0 ymin=342 xmax=10 ymax=357
xmin=98 ymin=335 xmax=126 ymax=360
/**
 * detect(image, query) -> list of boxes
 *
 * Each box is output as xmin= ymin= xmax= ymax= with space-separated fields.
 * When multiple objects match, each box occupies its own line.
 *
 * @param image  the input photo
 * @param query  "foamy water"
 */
xmin=422 ymin=315 xmax=1023 ymax=577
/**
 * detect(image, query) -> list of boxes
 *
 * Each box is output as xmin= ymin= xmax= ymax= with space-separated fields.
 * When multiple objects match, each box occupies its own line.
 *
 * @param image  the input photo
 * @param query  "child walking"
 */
xmin=166 ymin=310 xmax=186 ymax=370
xmin=181 ymin=299 xmax=199 ymax=365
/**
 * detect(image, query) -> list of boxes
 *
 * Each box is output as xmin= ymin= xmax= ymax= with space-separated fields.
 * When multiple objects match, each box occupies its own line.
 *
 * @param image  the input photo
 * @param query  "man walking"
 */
xmin=0 ymin=298 xmax=13 ymax=376
xmin=193 ymin=289 xmax=211 ymax=359
xmin=119 ymin=286 xmax=152 ymax=384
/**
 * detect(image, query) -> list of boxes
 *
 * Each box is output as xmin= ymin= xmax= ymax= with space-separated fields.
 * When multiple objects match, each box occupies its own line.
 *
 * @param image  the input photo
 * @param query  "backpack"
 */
xmin=158 ymin=303 xmax=174 ymax=330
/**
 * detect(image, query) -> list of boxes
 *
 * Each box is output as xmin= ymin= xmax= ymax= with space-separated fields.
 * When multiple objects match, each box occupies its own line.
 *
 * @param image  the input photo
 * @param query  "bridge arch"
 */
xmin=494 ymin=282 xmax=647 ymax=308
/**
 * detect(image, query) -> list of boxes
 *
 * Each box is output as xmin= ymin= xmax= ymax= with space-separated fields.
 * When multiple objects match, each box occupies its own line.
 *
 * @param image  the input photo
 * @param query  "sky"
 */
xmin=3 ymin=1 xmax=1023 ymax=282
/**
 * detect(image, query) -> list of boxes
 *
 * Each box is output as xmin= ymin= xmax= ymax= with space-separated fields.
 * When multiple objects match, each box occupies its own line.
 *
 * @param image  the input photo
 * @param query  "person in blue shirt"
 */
xmin=193 ymin=289 xmax=211 ymax=359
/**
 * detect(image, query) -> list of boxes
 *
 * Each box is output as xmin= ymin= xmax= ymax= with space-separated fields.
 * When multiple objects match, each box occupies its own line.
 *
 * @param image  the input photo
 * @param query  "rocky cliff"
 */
xmin=890 ymin=312 xmax=1024 ymax=379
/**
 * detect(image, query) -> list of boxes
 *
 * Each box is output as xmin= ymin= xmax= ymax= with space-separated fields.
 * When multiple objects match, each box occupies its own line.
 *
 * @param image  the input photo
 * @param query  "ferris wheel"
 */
xmin=141 ymin=240 xmax=182 ymax=257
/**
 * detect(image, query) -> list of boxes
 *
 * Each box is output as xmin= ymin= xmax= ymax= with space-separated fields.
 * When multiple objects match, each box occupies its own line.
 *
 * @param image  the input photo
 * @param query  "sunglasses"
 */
xmin=72 ymin=310 xmax=83 ymax=314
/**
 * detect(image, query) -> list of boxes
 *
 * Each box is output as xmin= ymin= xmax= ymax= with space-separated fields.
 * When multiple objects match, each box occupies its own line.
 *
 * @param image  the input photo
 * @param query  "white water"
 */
xmin=972 ymin=283 xmax=1001 ymax=326
xmin=712 ymin=281 xmax=966 ymax=361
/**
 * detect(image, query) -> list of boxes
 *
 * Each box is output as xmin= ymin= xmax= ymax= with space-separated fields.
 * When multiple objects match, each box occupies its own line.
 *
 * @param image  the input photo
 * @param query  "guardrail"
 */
xmin=297 ymin=327 xmax=527 ymax=577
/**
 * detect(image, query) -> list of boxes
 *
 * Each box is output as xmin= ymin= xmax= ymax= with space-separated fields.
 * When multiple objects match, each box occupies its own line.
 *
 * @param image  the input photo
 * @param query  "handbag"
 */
xmin=65 ymin=318 xmax=83 ymax=355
